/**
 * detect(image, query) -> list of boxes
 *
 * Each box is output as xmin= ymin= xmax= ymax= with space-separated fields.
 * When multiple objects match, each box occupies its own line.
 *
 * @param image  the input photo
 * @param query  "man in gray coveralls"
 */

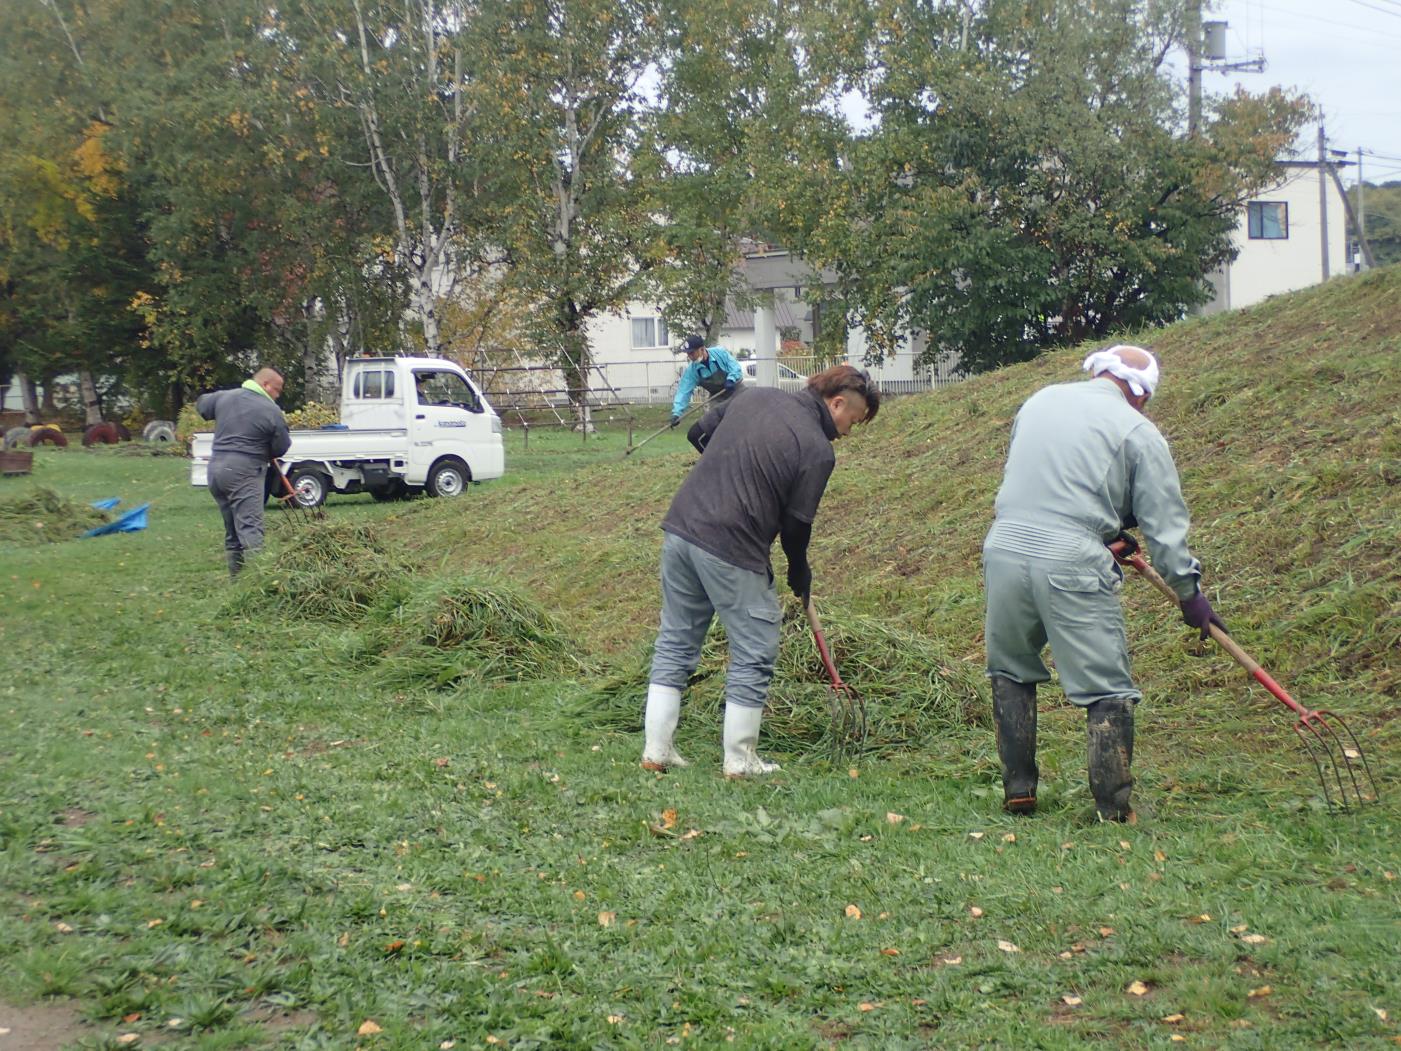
xmin=197 ymin=367 xmax=292 ymax=577
xmin=642 ymin=365 xmax=879 ymax=778
xmin=983 ymin=344 xmax=1224 ymax=822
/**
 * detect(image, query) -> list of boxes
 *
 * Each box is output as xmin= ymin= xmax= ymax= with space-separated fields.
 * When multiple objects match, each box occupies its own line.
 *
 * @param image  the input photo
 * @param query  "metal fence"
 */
xmin=470 ymin=353 xmax=966 ymax=416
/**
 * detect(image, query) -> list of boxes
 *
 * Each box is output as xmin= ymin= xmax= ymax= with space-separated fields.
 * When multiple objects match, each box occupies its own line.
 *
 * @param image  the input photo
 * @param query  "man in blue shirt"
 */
xmin=670 ymin=334 xmax=744 ymax=452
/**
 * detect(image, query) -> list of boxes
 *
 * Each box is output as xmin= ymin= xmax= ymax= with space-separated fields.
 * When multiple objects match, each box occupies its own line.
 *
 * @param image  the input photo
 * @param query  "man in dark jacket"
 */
xmin=197 ymin=367 xmax=292 ymax=577
xmin=642 ymin=365 xmax=879 ymax=777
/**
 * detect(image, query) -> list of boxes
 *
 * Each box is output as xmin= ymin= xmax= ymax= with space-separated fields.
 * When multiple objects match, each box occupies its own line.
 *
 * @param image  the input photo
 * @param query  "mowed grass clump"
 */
xmin=578 ymin=603 xmax=988 ymax=755
xmin=366 ymin=572 xmax=588 ymax=687
xmin=0 ymin=486 xmax=108 ymax=545
xmin=224 ymin=517 xmax=412 ymax=621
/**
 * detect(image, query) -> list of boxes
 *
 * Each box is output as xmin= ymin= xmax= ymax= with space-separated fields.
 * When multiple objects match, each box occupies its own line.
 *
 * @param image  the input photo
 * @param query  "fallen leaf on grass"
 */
xmin=440 ymin=1041 xmax=456 ymax=1049
xmin=1062 ymin=995 xmax=1083 ymax=1007
xmin=880 ymin=948 xmax=900 ymax=956
xmin=1154 ymin=850 xmax=1167 ymax=862
xmin=573 ymin=889 xmax=586 ymax=901
xmin=598 ymin=911 xmax=616 ymax=927
xmin=1098 ymin=926 xmax=1115 ymax=937
xmin=434 ymin=757 xmax=450 ymax=768
xmin=1188 ymin=914 xmax=1212 ymax=924
xmin=146 ymin=918 xmax=163 ymax=928
xmin=858 ymin=1002 xmax=879 ymax=1012
xmin=1002 ymin=833 xmax=1016 ymax=843
xmin=384 ymin=940 xmax=405 ymax=954
xmin=680 ymin=829 xmax=702 ymax=841
xmin=661 ymin=808 xmax=677 ymax=830
xmin=938 ymin=954 xmax=963 ymax=966
xmin=54 ymin=922 xmax=74 ymax=934
xmin=845 ymin=904 xmax=862 ymax=920
xmin=1230 ymin=924 xmax=1249 ymax=934
xmin=607 ymin=1014 xmax=624 ymax=1024
xmin=1374 ymin=1007 xmax=1389 ymax=1021
xmin=1119 ymin=840 xmax=1132 ymax=850
xmin=357 ymin=1020 xmax=382 ymax=1035
xmin=1127 ymin=981 xmax=1150 ymax=996
xmin=1240 ymin=934 xmax=1270 ymax=945
xmin=337 ymin=932 xmax=350 ymax=947
xmin=911 ymin=998 xmax=927 ymax=1007
xmin=1163 ymin=1013 xmax=1186 ymax=1024
xmin=1248 ymin=985 xmax=1273 ymax=999
xmin=122 ymin=1013 xmax=141 ymax=1023
xmin=116 ymin=1036 xmax=139 ymax=1047
xmin=997 ymin=940 xmax=1021 ymax=953
xmin=1170 ymin=1036 xmax=1186 ymax=1043
xmin=886 ymin=812 xmax=906 ymax=825
xmin=848 ymin=768 xmax=860 ymax=778
xmin=968 ymin=831 xmax=985 ymax=841
xmin=969 ymin=906 xmax=984 ymax=918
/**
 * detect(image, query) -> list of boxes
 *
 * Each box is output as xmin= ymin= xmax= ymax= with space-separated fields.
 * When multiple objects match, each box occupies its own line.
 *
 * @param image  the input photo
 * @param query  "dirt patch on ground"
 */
xmin=0 ymin=999 xmax=92 ymax=1050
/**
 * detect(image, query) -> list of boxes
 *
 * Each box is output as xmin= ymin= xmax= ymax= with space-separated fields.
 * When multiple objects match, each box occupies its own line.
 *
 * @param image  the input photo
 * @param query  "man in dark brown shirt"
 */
xmin=642 ymin=365 xmax=879 ymax=778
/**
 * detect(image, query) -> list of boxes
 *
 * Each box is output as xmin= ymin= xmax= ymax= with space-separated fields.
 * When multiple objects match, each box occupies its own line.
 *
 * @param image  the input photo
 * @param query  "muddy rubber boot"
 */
xmin=641 ymin=683 xmax=689 ymax=771
xmin=992 ymin=676 xmax=1038 ymax=814
xmin=1086 ymin=697 xmax=1135 ymax=822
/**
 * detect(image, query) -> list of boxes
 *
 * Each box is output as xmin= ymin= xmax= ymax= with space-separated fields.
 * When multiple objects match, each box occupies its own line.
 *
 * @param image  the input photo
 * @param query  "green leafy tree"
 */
xmin=776 ymin=0 xmax=1310 ymax=372
xmin=1355 ymin=181 xmax=1401 ymax=268
xmin=473 ymin=0 xmax=662 ymax=426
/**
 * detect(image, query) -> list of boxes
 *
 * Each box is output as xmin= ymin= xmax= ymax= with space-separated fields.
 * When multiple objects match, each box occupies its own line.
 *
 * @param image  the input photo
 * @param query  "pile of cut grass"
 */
xmin=575 ymin=602 xmax=988 ymax=755
xmin=366 ymin=573 xmax=587 ymax=687
xmin=225 ymin=518 xmax=412 ymax=621
xmin=0 ymin=487 xmax=108 ymax=545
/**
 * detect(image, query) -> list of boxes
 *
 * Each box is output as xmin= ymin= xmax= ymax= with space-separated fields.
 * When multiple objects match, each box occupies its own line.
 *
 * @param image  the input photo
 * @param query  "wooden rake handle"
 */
xmin=1110 ymin=544 xmax=1313 ymax=721
xmin=804 ymin=600 xmax=847 ymax=690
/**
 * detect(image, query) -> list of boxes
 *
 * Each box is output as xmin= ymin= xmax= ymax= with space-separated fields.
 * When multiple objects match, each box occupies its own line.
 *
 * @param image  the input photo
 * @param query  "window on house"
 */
xmin=354 ymin=370 xmax=395 ymax=398
xmin=630 ymin=317 xmax=668 ymax=349
xmin=1247 ymin=201 xmax=1288 ymax=240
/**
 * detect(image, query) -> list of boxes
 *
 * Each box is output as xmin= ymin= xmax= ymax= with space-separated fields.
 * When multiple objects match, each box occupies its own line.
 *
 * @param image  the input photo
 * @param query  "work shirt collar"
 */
xmin=804 ymin=389 xmax=839 ymax=441
xmin=241 ymin=378 xmax=274 ymax=402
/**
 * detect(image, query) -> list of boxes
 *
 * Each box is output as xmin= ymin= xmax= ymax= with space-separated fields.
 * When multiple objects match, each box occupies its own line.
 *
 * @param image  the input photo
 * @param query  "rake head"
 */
xmin=1293 ymin=708 xmax=1379 ymax=813
xmin=825 ymin=679 xmax=868 ymax=762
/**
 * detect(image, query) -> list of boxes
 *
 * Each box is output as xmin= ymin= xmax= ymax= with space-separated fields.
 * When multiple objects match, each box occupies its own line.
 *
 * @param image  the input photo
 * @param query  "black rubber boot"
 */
xmin=227 ymin=549 xmax=245 ymax=579
xmin=1086 ymin=697 xmax=1135 ymax=822
xmin=991 ymin=676 xmax=1038 ymax=814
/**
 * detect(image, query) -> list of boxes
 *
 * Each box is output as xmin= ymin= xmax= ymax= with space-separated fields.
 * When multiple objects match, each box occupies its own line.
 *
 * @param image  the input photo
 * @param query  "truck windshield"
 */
xmin=414 ymin=371 xmax=482 ymax=412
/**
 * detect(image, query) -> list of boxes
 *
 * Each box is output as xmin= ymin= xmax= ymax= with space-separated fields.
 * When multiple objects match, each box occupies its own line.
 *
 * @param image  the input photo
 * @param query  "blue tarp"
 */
xmin=91 ymin=497 xmax=122 ymax=510
xmin=83 ymin=501 xmax=151 ymax=537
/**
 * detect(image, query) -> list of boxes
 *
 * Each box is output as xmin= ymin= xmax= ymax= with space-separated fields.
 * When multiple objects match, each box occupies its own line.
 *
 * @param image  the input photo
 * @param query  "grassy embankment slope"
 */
xmin=0 ymin=266 xmax=1396 ymax=1049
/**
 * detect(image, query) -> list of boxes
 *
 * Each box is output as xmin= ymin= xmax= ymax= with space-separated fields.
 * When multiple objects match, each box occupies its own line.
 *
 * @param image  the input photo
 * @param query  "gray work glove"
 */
xmin=1180 ymin=590 xmax=1226 ymax=641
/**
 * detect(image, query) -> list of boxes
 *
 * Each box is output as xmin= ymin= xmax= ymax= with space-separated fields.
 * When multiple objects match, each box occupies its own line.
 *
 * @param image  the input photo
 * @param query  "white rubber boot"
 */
xmin=722 ymin=703 xmax=781 ymax=778
xmin=641 ymin=683 xmax=689 ymax=771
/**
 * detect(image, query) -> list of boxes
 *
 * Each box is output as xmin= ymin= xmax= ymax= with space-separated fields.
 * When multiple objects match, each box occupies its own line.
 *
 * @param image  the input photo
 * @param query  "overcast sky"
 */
xmin=1201 ymin=0 xmax=1401 ymax=184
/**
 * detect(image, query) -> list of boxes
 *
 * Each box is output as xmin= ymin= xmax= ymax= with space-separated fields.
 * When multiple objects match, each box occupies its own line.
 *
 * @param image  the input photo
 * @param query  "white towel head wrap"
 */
xmin=1082 ymin=344 xmax=1160 ymax=398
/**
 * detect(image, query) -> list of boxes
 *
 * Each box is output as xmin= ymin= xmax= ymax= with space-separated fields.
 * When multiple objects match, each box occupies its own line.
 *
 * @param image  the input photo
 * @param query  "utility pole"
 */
xmin=1187 ymin=0 xmax=1202 ymax=136
xmin=1358 ymin=147 xmax=1368 ymax=271
xmin=1318 ymin=125 xmax=1331 ymax=281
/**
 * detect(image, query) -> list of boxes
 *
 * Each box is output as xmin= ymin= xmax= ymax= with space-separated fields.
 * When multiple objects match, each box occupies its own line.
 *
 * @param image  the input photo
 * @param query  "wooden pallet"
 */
xmin=1 ymin=450 xmax=34 ymax=475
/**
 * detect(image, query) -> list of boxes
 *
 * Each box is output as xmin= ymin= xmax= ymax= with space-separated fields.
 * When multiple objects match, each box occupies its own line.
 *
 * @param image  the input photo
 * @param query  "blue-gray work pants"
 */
xmin=649 ymin=532 xmax=781 ymax=710
xmin=208 ymin=454 xmax=269 ymax=575
xmin=983 ymin=547 xmax=1141 ymax=706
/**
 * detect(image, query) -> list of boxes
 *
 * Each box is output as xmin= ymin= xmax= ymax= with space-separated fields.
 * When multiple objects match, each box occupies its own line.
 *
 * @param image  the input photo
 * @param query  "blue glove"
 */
xmin=1180 ymin=590 xmax=1226 ymax=641
xmin=723 ymin=378 xmax=737 ymax=392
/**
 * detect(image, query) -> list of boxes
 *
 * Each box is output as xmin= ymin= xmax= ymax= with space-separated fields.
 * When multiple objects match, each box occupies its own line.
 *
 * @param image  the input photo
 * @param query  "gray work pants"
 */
xmin=209 ymin=454 xmax=269 ymax=575
xmin=983 ymin=546 xmax=1140 ymax=706
xmin=649 ymin=532 xmax=781 ymax=710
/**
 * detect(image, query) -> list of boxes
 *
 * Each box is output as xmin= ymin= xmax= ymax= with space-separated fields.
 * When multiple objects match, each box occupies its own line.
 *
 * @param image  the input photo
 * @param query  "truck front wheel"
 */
xmin=286 ymin=466 xmax=331 ymax=509
xmin=426 ymin=458 xmax=470 ymax=498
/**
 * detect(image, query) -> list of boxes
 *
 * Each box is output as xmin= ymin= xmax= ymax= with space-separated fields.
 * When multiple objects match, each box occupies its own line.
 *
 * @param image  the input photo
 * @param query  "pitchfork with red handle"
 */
xmin=1108 ymin=538 xmax=1378 ymax=813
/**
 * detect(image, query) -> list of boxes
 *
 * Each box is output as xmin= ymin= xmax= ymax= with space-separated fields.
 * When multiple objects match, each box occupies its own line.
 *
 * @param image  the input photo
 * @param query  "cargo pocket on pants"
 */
xmin=1046 ymin=572 xmax=1110 ymax=630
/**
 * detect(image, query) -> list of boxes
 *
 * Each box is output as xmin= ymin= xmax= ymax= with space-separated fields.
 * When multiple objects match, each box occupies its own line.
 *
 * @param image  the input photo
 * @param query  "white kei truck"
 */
xmin=190 ymin=356 xmax=505 ymax=507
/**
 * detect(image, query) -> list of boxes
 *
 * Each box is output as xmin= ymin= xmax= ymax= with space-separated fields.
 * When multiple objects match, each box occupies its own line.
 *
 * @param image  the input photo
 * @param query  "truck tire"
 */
xmin=4 ymin=427 xmax=29 ymax=450
xmin=286 ymin=466 xmax=330 ymax=509
xmin=426 ymin=457 xmax=469 ymax=498
xmin=142 ymin=419 xmax=177 ymax=444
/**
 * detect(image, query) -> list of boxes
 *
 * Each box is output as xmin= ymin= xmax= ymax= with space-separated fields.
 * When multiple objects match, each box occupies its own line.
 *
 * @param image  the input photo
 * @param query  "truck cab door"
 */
xmin=408 ymin=368 xmax=487 ymax=478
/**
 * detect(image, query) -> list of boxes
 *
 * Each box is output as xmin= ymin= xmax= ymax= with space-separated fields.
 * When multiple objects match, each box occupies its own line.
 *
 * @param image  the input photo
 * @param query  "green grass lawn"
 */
xmin=2 ymin=272 xmax=1399 ymax=1049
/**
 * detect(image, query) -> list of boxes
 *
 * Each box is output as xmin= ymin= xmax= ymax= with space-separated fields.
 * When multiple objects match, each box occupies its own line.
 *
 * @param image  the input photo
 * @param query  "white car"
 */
xmin=742 ymin=360 xmax=807 ymax=392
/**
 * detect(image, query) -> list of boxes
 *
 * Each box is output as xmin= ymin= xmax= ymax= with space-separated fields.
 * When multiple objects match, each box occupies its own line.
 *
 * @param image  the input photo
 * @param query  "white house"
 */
xmin=1202 ymin=159 xmax=1351 ymax=314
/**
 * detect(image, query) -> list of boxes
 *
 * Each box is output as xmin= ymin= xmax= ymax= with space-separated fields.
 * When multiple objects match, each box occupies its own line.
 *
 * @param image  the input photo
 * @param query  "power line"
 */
xmin=1252 ymin=1 xmax=1401 ymax=43
xmin=1338 ymin=0 xmax=1401 ymax=20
